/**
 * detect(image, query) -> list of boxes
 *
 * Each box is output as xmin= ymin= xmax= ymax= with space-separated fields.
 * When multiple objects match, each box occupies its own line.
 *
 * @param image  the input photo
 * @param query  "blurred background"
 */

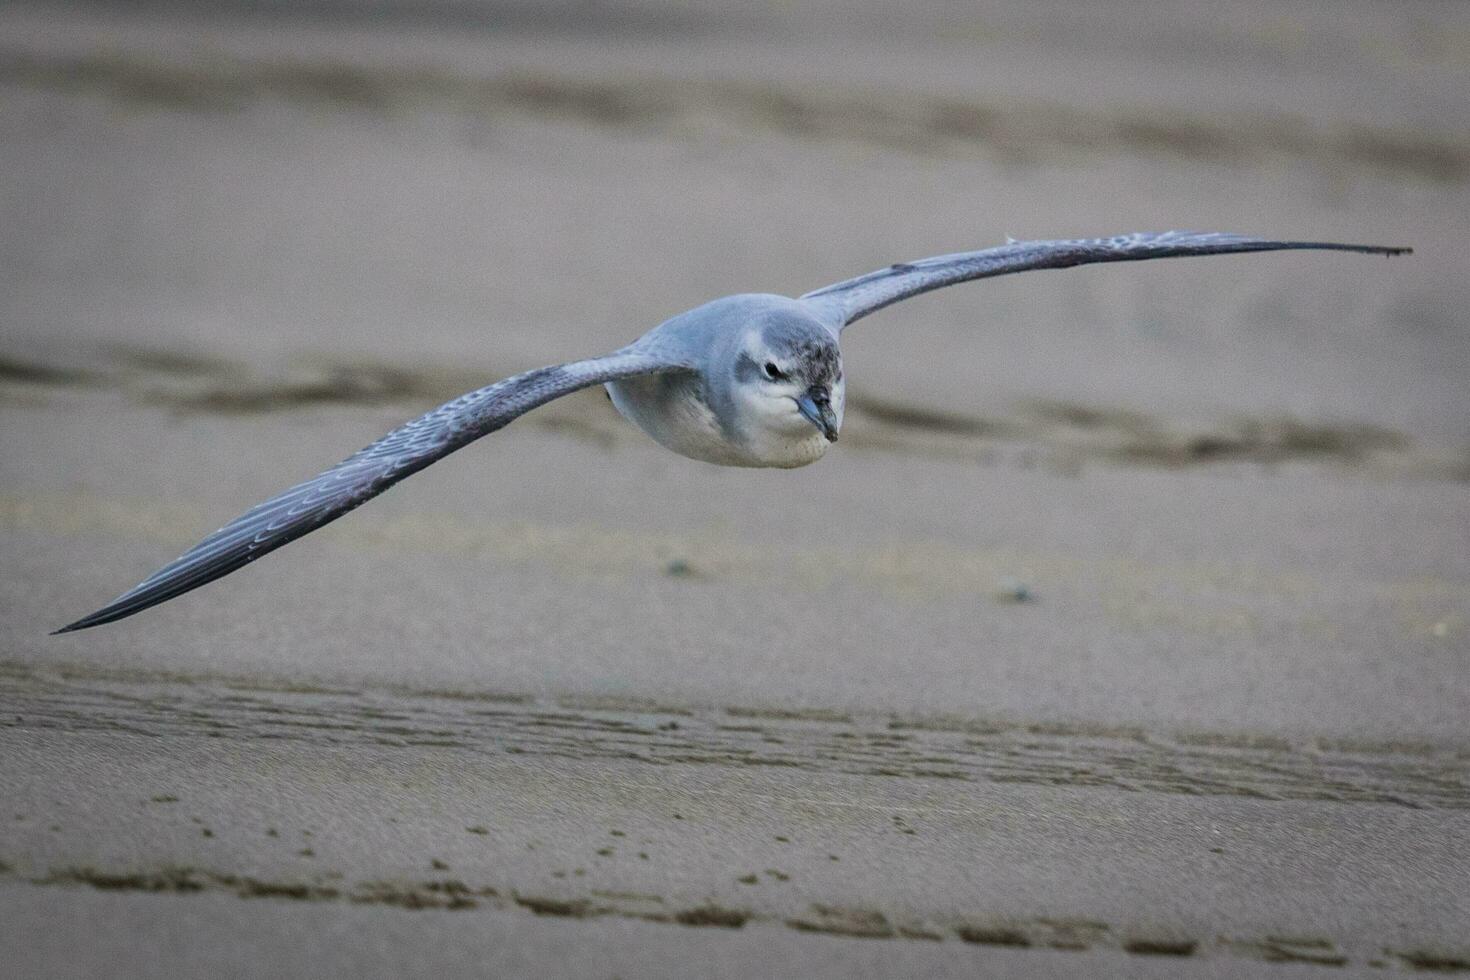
xmin=3 ymin=0 xmax=1465 ymax=710
xmin=4 ymin=0 xmax=1467 ymax=441
xmin=2 ymin=2 xmax=1468 ymax=976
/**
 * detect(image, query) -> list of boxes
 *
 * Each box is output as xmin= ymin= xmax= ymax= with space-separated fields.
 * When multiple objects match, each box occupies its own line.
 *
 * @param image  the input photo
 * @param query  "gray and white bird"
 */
xmin=55 ymin=231 xmax=1408 ymax=633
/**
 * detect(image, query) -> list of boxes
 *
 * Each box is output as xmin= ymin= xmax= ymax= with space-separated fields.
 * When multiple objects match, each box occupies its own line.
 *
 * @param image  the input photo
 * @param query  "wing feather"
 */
xmin=54 ymin=349 xmax=687 ymax=633
xmin=802 ymin=231 xmax=1410 ymax=328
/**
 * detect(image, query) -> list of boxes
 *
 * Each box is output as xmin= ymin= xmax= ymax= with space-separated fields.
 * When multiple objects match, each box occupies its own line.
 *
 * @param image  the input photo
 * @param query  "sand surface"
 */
xmin=2 ymin=1 xmax=1468 ymax=976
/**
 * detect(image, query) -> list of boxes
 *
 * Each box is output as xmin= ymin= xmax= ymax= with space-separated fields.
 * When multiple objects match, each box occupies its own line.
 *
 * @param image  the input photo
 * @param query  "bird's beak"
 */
xmin=796 ymin=388 xmax=839 ymax=442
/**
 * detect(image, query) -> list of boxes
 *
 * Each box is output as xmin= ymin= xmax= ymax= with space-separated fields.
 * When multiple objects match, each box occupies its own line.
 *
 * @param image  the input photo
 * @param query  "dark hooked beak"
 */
xmin=796 ymin=388 xmax=839 ymax=442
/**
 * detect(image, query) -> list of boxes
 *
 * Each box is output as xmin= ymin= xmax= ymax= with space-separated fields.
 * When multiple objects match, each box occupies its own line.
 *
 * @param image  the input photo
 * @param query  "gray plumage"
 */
xmin=55 ymin=231 xmax=1409 ymax=633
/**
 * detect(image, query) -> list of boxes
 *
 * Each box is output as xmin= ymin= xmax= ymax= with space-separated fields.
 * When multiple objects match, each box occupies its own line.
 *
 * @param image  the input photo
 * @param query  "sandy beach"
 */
xmin=2 ymin=1 xmax=1468 ymax=976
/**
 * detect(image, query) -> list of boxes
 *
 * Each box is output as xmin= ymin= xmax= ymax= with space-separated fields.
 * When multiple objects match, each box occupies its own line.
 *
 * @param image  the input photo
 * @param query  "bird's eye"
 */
xmin=763 ymin=362 xmax=785 ymax=381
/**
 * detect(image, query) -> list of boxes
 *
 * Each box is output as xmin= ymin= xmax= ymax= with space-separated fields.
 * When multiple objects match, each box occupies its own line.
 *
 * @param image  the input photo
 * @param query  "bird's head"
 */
xmin=733 ymin=310 xmax=845 ymax=445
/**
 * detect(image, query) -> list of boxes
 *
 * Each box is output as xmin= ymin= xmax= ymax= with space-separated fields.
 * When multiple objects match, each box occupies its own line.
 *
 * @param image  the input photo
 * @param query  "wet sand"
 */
xmin=2 ymin=2 xmax=1468 ymax=976
xmin=4 ymin=671 xmax=1468 ymax=976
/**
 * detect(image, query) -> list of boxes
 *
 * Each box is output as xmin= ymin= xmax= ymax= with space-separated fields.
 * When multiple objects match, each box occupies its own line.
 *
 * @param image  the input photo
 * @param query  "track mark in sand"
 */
xmin=1225 ymin=935 xmax=1349 ymax=966
xmin=957 ymin=923 xmax=1032 ymax=948
xmin=6 ymin=862 xmax=1461 ymax=971
xmin=1389 ymin=949 xmax=1470 ymax=973
xmin=0 ymin=357 xmax=101 ymax=387
xmin=515 ymin=895 xmax=594 ymax=918
xmin=509 ymin=890 xmax=749 ymax=927
xmin=787 ymin=904 xmax=895 ymax=938
xmin=673 ymin=905 xmax=751 ymax=928
xmin=1122 ymin=936 xmax=1199 ymax=957
xmin=3 ymin=663 xmax=1467 ymax=810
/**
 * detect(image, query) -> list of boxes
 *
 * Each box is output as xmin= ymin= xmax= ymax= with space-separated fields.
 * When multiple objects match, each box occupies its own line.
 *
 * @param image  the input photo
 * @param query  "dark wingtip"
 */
xmin=1248 ymin=239 xmax=1410 ymax=258
xmin=51 ymin=602 xmax=130 ymax=635
xmin=51 ymin=617 xmax=94 ymax=636
xmin=1321 ymin=242 xmax=1411 ymax=257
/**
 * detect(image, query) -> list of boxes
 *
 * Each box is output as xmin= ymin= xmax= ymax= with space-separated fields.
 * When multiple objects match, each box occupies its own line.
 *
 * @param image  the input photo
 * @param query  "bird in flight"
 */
xmin=55 ymin=231 xmax=1409 ymax=633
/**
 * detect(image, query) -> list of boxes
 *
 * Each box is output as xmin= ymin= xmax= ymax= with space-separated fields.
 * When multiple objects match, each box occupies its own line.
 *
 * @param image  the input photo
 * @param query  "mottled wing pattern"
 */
xmin=801 ymin=231 xmax=1410 ymax=328
xmin=55 ymin=350 xmax=687 ymax=633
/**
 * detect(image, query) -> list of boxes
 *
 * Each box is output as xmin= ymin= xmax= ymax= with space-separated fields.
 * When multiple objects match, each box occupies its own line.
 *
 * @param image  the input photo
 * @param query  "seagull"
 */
xmin=54 ymin=231 xmax=1409 ymax=633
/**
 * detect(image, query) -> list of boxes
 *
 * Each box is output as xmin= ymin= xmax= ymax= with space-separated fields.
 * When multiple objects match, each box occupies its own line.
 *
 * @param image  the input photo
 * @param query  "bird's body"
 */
xmin=54 ymin=231 xmax=1409 ymax=633
xmin=607 ymin=293 xmax=843 ymax=468
xmin=606 ymin=370 xmax=737 ymax=464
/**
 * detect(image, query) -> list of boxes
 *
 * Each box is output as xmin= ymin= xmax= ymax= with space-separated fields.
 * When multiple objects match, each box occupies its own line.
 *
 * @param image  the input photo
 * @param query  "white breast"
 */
xmin=605 ymin=374 xmax=828 ymax=469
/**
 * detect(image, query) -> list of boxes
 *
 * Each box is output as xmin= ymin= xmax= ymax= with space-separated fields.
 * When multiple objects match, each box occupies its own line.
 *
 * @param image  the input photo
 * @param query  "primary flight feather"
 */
xmin=55 ymin=231 xmax=1409 ymax=633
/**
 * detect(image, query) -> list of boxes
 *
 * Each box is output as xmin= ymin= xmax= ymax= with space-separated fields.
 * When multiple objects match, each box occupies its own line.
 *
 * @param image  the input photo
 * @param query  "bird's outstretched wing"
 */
xmin=55 ymin=349 xmax=689 ymax=633
xmin=801 ymin=231 xmax=1411 ymax=329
